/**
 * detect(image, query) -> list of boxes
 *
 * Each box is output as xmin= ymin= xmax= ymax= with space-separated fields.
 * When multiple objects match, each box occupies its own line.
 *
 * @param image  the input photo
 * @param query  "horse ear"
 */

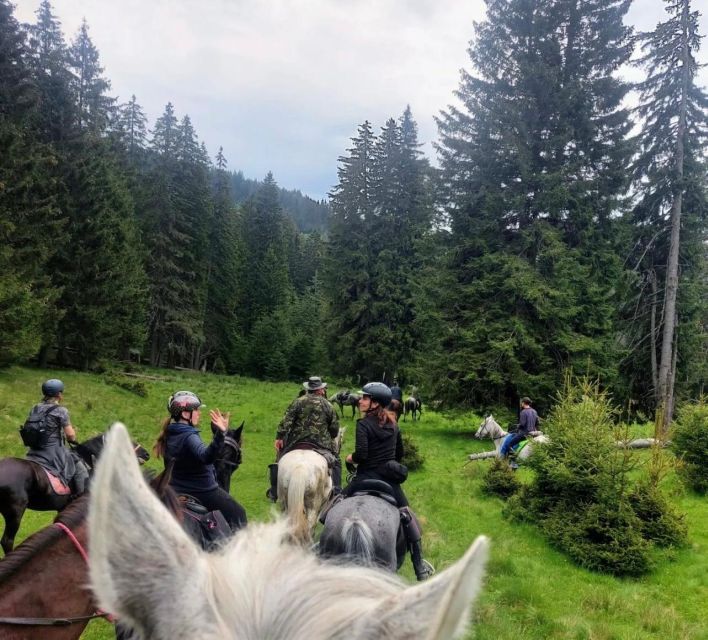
xmin=234 ymin=421 xmax=244 ymax=442
xmin=365 ymin=536 xmax=489 ymax=640
xmin=89 ymin=423 xmax=214 ymax=638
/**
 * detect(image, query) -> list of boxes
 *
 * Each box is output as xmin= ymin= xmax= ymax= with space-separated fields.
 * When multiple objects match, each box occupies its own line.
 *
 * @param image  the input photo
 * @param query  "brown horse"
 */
xmin=0 ymin=471 xmax=185 ymax=639
xmin=0 ymin=495 xmax=102 ymax=639
xmin=0 ymin=433 xmax=150 ymax=555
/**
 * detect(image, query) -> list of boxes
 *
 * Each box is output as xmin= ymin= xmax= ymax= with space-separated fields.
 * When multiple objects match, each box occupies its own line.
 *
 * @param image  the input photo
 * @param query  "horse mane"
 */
xmin=0 ymin=495 xmax=90 ymax=583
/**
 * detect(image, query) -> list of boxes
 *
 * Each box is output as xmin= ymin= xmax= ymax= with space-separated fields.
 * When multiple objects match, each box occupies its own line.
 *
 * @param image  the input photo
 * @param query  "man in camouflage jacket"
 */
xmin=266 ymin=376 xmax=342 ymax=501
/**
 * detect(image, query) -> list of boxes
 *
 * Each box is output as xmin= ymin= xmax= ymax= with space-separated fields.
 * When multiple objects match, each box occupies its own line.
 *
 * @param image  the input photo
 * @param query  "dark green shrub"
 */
xmin=104 ymin=373 xmax=148 ymax=397
xmin=401 ymin=432 xmax=424 ymax=471
xmin=671 ymin=400 xmax=708 ymax=494
xmin=629 ymin=481 xmax=687 ymax=547
xmin=481 ymin=458 xmax=520 ymax=498
xmin=542 ymin=501 xmax=651 ymax=576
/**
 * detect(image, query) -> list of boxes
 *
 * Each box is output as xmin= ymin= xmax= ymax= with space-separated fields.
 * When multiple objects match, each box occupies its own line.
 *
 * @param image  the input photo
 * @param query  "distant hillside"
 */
xmin=229 ymin=171 xmax=330 ymax=232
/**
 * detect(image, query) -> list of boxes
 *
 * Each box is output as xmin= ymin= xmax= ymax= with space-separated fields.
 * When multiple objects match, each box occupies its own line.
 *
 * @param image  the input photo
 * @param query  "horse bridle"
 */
xmin=218 ymin=435 xmax=242 ymax=468
xmin=0 ymin=523 xmax=113 ymax=627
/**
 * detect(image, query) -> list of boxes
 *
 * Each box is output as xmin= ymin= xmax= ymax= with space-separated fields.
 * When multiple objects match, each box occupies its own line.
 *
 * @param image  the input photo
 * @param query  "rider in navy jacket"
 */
xmin=164 ymin=422 xmax=224 ymax=494
xmin=155 ymin=391 xmax=247 ymax=531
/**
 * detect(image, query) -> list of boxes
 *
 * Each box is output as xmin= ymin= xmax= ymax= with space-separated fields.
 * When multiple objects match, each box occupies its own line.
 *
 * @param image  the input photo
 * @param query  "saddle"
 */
xmin=351 ymin=479 xmax=398 ymax=507
xmin=287 ymin=442 xmax=337 ymax=468
xmin=41 ymin=467 xmax=71 ymax=495
xmin=178 ymin=495 xmax=231 ymax=551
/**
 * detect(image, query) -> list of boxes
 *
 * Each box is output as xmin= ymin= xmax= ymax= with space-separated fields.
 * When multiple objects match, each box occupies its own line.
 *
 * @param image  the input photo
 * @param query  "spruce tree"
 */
xmin=240 ymin=173 xmax=292 ymax=331
xmin=326 ymin=121 xmax=377 ymax=378
xmin=434 ymin=0 xmax=634 ymax=407
xmin=626 ymin=0 xmax=708 ymax=427
xmin=204 ymin=147 xmax=245 ymax=372
xmin=0 ymin=0 xmax=62 ymax=362
xmin=68 ymin=19 xmax=113 ymax=133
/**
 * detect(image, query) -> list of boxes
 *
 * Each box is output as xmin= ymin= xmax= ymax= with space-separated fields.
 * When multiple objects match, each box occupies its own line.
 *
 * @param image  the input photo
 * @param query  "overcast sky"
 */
xmin=13 ymin=0 xmax=708 ymax=200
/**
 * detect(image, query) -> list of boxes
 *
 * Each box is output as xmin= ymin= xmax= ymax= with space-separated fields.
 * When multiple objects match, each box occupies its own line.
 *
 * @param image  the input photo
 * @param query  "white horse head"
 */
xmin=277 ymin=448 xmax=332 ymax=544
xmin=89 ymin=423 xmax=490 ymax=640
xmin=474 ymin=415 xmax=506 ymax=440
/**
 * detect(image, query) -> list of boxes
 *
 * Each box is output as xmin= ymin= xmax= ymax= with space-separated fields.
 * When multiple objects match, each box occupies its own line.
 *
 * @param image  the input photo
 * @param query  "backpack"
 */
xmin=19 ymin=405 xmax=59 ymax=449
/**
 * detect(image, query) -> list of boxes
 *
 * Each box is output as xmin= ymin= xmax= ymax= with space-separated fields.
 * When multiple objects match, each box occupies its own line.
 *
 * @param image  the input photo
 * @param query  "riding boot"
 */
xmin=266 ymin=463 xmax=278 ymax=502
xmin=331 ymin=458 xmax=342 ymax=495
xmin=400 ymin=507 xmax=435 ymax=581
xmin=71 ymin=459 xmax=90 ymax=498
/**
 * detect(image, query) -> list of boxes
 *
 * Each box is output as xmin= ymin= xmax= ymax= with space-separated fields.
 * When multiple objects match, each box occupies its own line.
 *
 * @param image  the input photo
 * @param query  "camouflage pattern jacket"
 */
xmin=276 ymin=394 xmax=340 ymax=453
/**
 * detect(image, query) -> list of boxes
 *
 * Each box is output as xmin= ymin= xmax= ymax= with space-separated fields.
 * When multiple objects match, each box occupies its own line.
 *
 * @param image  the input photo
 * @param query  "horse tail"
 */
xmin=341 ymin=516 xmax=375 ymax=566
xmin=287 ymin=464 xmax=310 ymax=544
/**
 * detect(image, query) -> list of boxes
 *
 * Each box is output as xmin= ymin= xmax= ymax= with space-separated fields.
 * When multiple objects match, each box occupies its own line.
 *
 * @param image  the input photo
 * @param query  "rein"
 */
xmin=0 ymin=523 xmax=113 ymax=628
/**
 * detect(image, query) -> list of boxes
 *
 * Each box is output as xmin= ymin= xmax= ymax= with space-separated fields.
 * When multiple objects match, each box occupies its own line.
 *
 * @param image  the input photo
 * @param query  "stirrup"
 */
xmin=266 ymin=488 xmax=277 ymax=502
xmin=415 ymin=559 xmax=435 ymax=581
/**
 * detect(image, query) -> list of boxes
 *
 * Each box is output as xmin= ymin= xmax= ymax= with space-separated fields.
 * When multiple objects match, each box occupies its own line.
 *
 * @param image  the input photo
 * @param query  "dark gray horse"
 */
xmin=330 ymin=390 xmax=361 ymax=419
xmin=403 ymin=396 xmax=422 ymax=422
xmin=319 ymin=493 xmax=406 ymax=572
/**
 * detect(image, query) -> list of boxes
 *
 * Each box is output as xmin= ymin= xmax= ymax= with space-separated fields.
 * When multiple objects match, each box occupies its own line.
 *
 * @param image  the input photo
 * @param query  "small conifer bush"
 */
xmin=671 ymin=399 xmax=708 ymax=494
xmin=401 ymin=432 xmax=425 ymax=471
xmin=481 ymin=458 xmax=520 ymax=498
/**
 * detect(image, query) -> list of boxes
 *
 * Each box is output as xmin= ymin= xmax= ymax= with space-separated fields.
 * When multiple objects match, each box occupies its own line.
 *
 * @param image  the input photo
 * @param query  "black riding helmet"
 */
xmin=360 ymin=382 xmax=392 ymax=408
xmin=167 ymin=390 xmax=204 ymax=419
xmin=42 ymin=379 xmax=64 ymax=397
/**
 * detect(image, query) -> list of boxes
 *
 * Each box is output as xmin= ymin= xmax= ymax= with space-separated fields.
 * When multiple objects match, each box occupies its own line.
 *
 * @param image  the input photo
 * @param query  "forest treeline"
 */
xmin=0 ymin=0 xmax=706 ymax=419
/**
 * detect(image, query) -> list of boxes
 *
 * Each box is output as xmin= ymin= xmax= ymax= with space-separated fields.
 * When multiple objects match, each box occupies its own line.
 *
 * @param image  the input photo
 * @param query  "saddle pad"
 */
xmin=42 ymin=467 xmax=71 ymax=495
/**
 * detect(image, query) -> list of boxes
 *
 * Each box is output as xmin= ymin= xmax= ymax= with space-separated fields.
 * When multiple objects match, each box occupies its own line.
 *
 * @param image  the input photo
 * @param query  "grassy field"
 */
xmin=0 ymin=365 xmax=706 ymax=639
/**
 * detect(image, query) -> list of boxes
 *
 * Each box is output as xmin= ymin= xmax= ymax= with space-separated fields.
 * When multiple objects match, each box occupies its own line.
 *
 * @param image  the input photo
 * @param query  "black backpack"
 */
xmin=19 ymin=405 xmax=59 ymax=449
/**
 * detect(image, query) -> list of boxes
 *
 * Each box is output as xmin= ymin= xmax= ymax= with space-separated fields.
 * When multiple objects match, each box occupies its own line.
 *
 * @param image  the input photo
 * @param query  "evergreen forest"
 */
xmin=0 ymin=0 xmax=706 ymax=423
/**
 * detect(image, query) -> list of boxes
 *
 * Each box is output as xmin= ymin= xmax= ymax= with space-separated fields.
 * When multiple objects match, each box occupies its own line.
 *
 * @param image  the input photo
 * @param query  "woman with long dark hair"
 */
xmin=154 ymin=390 xmax=247 ymax=531
xmin=344 ymin=382 xmax=434 ymax=581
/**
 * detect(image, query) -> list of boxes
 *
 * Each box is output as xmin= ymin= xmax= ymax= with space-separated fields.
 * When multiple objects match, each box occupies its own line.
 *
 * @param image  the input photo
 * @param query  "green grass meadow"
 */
xmin=0 ymin=366 xmax=706 ymax=639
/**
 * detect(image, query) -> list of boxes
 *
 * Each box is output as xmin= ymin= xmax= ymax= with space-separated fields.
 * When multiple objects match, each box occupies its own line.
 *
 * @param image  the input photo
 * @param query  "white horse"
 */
xmin=277 ymin=448 xmax=332 ymax=544
xmin=88 ymin=424 xmax=489 ymax=640
xmin=469 ymin=415 xmax=665 ymax=463
xmin=469 ymin=415 xmax=549 ymax=462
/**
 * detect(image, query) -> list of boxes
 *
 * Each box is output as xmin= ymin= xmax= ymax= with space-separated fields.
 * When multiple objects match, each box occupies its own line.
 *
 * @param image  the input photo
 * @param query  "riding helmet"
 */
xmin=361 ymin=382 xmax=392 ymax=408
xmin=168 ymin=390 xmax=204 ymax=417
xmin=42 ymin=379 xmax=64 ymax=397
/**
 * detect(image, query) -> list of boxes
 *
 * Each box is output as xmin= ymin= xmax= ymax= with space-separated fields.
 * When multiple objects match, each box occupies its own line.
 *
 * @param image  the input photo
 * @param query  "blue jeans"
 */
xmin=500 ymin=433 xmax=525 ymax=457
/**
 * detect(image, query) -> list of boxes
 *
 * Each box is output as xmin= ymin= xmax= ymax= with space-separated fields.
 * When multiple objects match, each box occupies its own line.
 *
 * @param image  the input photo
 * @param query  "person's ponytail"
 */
xmin=153 ymin=416 xmax=171 ymax=459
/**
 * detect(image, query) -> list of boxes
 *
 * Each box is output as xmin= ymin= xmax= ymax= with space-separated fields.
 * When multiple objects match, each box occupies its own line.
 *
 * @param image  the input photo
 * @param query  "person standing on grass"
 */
xmin=154 ymin=390 xmax=247 ymax=531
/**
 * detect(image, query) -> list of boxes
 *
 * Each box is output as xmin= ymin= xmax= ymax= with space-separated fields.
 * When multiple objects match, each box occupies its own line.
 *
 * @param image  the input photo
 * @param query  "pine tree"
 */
xmin=434 ymin=0 xmax=634 ymax=407
xmin=627 ymin=0 xmax=708 ymax=427
xmin=115 ymin=94 xmax=148 ymax=161
xmin=240 ymin=173 xmax=292 ymax=331
xmin=67 ymin=19 xmax=113 ymax=133
xmin=204 ymin=147 xmax=245 ymax=372
xmin=26 ymin=0 xmax=75 ymax=144
xmin=326 ymin=121 xmax=377 ymax=377
xmin=0 ymin=0 xmax=63 ymax=363
xmin=53 ymin=138 xmax=147 ymax=368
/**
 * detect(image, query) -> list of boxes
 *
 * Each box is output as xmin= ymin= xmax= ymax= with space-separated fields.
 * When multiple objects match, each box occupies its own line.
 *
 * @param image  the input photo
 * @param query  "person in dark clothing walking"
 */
xmin=154 ymin=390 xmax=247 ymax=531
xmin=500 ymin=396 xmax=540 ymax=464
xmin=344 ymin=382 xmax=434 ymax=581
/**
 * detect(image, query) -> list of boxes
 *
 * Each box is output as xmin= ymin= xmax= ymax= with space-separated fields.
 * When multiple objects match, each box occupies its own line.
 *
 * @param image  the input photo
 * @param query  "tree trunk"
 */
xmin=657 ymin=0 xmax=690 ymax=433
xmin=649 ymin=270 xmax=659 ymax=398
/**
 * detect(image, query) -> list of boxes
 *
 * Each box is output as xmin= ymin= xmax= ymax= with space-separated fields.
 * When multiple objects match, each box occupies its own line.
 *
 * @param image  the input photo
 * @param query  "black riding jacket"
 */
xmin=164 ymin=422 xmax=224 ymax=494
xmin=351 ymin=413 xmax=403 ymax=472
